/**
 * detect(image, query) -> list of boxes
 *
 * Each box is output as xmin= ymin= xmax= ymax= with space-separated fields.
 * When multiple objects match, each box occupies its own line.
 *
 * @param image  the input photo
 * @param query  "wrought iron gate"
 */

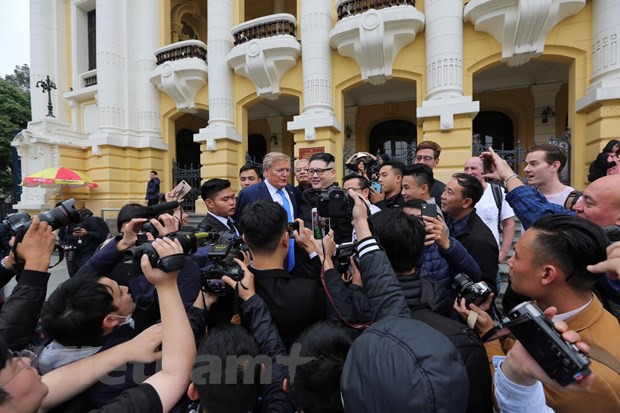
xmin=171 ymin=160 xmax=201 ymax=212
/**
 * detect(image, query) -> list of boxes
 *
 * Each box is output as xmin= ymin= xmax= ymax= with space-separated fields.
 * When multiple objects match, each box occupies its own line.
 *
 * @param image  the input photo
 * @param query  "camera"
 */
xmin=452 ymin=273 xmax=492 ymax=307
xmin=317 ymin=187 xmax=355 ymax=219
xmin=200 ymin=232 xmax=249 ymax=296
xmin=505 ymin=301 xmax=591 ymax=386
xmin=123 ymin=230 xmax=213 ymax=268
xmin=2 ymin=198 xmax=81 ymax=242
xmin=333 ymin=242 xmax=357 ymax=274
xmin=136 ymin=201 xmax=181 ymax=236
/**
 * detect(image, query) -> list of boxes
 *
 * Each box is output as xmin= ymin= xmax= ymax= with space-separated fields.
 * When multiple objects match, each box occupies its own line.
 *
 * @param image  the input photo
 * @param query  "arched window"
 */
xmin=369 ymin=120 xmax=417 ymax=164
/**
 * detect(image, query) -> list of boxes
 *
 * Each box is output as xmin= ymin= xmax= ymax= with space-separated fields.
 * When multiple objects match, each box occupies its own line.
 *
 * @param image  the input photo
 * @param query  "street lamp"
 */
xmin=36 ymin=75 xmax=57 ymax=118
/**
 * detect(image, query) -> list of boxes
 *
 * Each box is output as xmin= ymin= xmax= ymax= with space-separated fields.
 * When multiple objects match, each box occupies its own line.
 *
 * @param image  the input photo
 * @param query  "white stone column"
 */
xmin=417 ymin=0 xmax=478 ymax=130
xmin=96 ymin=0 xmax=126 ymax=132
xmin=194 ymin=0 xmax=241 ymax=149
xmin=287 ymin=0 xmax=340 ymax=140
xmin=30 ymin=0 xmax=69 ymax=122
xmin=128 ymin=0 xmax=161 ymax=137
xmin=577 ymin=0 xmax=620 ymax=111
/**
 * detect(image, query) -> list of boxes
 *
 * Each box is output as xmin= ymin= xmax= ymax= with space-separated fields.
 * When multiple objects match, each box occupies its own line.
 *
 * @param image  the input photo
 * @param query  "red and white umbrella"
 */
xmin=21 ymin=167 xmax=98 ymax=199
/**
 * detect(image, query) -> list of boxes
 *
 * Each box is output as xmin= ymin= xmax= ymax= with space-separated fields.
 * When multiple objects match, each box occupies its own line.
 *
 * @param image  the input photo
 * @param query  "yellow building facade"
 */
xmin=15 ymin=0 xmax=620 ymax=214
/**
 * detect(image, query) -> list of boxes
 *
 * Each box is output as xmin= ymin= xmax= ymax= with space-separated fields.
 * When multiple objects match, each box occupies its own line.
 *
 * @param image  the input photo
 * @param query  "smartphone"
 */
xmin=312 ymin=208 xmax=330 ymax=239
xmin=482 ymin=157 xmax=494 ymax=174
xmin=420 ymin=203 xmax=437 ymax=219
xmin=172 ymin=180 xmax=192 ymax=198
xmin=371 ymin=181 xmax=382 ymax=193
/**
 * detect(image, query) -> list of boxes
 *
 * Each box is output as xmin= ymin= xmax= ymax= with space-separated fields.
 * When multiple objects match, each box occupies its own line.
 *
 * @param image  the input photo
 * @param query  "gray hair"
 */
xmin=263 ymin=152 xmax=291 ymax=172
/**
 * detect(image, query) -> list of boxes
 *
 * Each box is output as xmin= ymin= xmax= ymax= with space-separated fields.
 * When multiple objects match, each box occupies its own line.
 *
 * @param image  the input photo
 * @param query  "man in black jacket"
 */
xmin=240 ymin=200 xmax=325 ymax=348
xmin=441 ymin=173 xmax=499 ymax=293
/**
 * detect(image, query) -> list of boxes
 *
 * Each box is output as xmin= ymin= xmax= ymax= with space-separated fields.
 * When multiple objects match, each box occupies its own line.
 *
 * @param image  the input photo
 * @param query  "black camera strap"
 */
xmin=9 ymin=241 xmax=66 ymax=272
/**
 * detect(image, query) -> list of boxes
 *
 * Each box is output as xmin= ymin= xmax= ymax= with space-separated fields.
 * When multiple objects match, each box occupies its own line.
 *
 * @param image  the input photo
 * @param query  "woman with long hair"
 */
xmin=593 ymin=139 xmax=620 ymax=178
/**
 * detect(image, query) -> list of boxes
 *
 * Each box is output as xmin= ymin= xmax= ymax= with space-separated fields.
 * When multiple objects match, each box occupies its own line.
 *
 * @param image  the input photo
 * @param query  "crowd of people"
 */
xmin=0 ymin=140 xmax=619 ymax=412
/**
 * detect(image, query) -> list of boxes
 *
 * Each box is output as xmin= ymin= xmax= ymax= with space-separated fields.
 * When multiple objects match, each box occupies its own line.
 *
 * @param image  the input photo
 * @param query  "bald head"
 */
xmin=464 ymin=157 xmax=485 ymax=185
xmin=573 ymin=175 xmax=620 ymax=227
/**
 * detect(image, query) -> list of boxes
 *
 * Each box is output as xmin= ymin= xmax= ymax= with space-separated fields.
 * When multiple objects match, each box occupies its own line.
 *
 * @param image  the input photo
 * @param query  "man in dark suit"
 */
xmin=235 ymin=152 xmax=300 ymax=221
xmin=197 ymin=178 xmax=240 ymax=235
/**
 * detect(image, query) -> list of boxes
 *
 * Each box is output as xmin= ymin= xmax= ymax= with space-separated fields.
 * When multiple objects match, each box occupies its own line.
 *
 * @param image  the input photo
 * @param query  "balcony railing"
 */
xmin=155 ymin=40 xmax=208 ymax=66
xmin=79 ymin=69 xmax=98 ymax=88
xmin=232 ymin=13 xmax=297 ymax=46
xmin=337 ymin=0 xmax=415 ymax=20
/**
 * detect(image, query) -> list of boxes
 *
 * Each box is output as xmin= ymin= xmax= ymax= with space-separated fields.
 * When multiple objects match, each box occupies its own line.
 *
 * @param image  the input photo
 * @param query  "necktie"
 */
xmin=227 ymin=218 xmax=237 ymax=235
xmin=276 ymin=189 xmax=295 ymax=271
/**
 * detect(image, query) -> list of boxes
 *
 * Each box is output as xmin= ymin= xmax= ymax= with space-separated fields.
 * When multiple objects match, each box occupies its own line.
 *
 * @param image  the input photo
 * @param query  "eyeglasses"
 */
xmin=308 ymin=168 xmax=333 ymax=176
xmin=1 ymin=350 xmax=38 ymax=386
xmin=344 ymin=187 xmax=363 ymax=192
xmin=415 ymin=155 xmax=435 ymax=162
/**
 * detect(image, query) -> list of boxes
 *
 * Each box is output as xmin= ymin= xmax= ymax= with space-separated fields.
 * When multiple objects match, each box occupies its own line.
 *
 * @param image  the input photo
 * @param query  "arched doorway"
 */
xmin=369 ymin=119 xmax=417 ymax=165
xmin=473 ymin=111 xmax=515 ymax=150
xmin=175 ymin=128 xmax=201 ymax=167
xmin=247 ymin=134 xmax=267 ymax=164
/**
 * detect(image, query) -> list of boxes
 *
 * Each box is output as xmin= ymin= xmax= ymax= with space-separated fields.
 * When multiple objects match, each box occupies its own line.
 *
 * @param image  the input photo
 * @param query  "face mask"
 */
xmin=111 ymin=314 xmax=135 ymax=329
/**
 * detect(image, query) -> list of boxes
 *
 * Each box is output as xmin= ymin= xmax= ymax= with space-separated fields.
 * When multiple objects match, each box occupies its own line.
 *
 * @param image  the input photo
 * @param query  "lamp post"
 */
xmin=36 ymin=75 xmax=57 ymax=118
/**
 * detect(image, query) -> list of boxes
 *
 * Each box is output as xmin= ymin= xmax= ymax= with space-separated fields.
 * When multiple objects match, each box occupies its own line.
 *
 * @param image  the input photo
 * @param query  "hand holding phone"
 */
xmin=172 ymin=180 xmax=192 ymax=199
xmin=370 ymin=181 xmax=382 ymax=194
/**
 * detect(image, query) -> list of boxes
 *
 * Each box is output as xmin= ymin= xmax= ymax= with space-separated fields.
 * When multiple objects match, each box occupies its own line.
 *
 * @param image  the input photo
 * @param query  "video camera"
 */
xmin=452 ymin=273 xmax=492 ymax=307
xmin=123 ymin=230 xmax=215 ymax=268
xmin=333 ymin=241 xmax=357 ymax=274
xmin=200 ymin=232 xmax=249 ymax=296
xmin=505 ymin=301 xmax=592 ymax=386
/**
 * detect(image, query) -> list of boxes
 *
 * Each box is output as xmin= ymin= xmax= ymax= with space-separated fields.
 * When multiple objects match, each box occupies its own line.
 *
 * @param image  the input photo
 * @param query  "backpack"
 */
xmin=588 ymin=160 xmax=605 ymax=182
xmin=409 ymin=307 xmax=493 ymax=413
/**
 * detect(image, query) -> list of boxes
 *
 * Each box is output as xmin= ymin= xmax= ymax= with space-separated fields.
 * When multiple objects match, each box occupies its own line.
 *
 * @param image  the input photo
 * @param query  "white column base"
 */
xmin=417 ymin=96 xmax=480 ymax=130
xmin=287 ymin=112 xmax=341 ymax=141
xmin=576 ymin=77 xmax=620 ymax=112
xmin=193 ymin=124 xmax=242 ymax=150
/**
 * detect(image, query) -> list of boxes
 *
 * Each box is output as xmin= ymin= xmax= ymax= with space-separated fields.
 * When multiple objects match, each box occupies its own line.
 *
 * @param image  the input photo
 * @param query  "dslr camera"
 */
xmin=452 ymin=273 xmax=492 ymax=307
xmin=317 ymin=187 xmax=355 ymax=219
xmin=505 ymin=301 xmax=591 ymax=386
xmin=2 ymin=198 xmax=81 ymax=243
xmin=200 ymin=232 xmax=248 ymax=296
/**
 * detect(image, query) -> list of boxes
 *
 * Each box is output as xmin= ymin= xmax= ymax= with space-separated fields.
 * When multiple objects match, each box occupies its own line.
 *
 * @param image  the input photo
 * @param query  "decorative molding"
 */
xmin=304 ymin=79 xmax=333 ymax=108
xmin=464 ymin=0 xmax=586 ymax=67
xmin=227 ymin=14 xmax=300 ymax=100
xmin=149 ymin=40 xmax=208 ymax=113
xmin=330 ymin=5 xmax=425 ymax=85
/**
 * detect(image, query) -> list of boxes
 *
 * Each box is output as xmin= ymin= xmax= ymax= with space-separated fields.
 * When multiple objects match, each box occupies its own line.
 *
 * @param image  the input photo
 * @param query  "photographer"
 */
xmin=239 ymin=200 xmax=325 ymax=348
xmin=334 ymin=189 xmax=470 ymax=412
xmin=455 ymin=215 xmax=620 ymax=412
xmin=188 ymin=258 xmax=294 ymax=412
xmin=0 ymin=216 xmax=56 ymax=350
xmin=59 ymin=208 xmax=109 ymax=277
xmin=0 ymin=237 xmax=196 ymax=413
